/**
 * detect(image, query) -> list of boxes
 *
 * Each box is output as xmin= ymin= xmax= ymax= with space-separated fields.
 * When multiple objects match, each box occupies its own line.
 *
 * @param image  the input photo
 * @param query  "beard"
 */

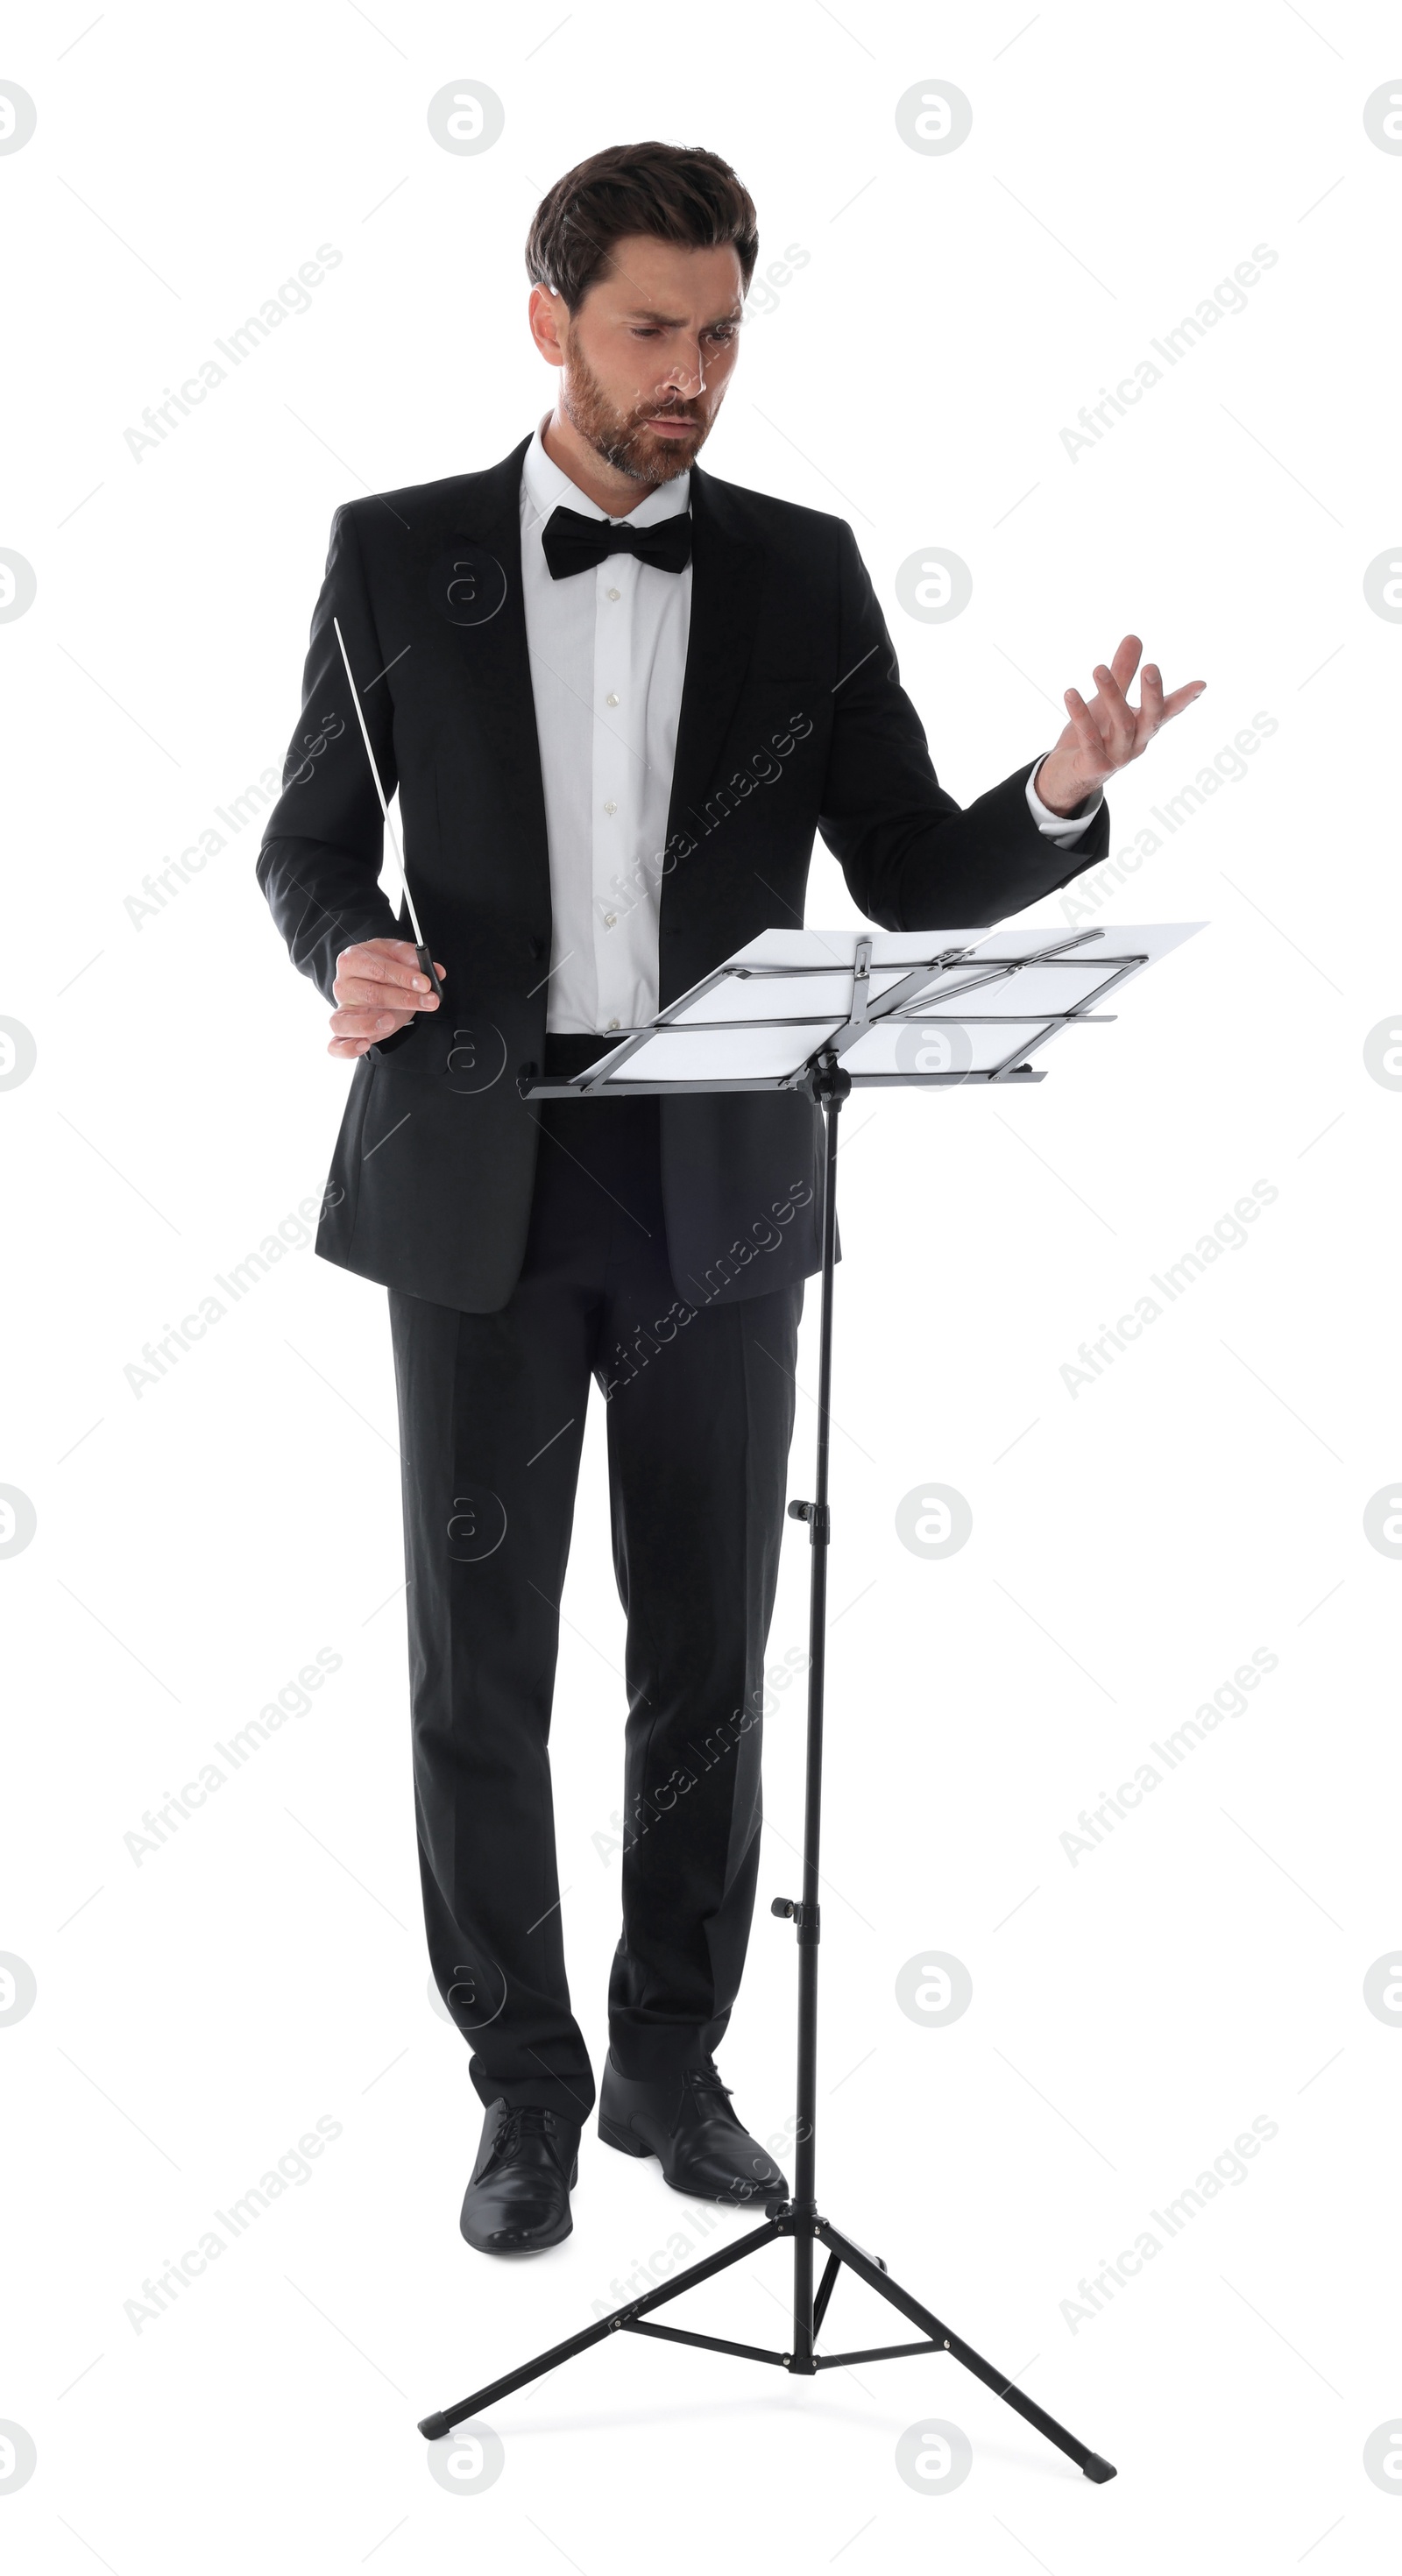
xmin=562 ymin=344 xmax=712 ymax=487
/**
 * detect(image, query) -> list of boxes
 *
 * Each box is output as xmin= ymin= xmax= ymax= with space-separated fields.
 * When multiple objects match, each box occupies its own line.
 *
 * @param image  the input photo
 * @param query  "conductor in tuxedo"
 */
xmin=258 ymin=141 xmax=1204 ymax=2254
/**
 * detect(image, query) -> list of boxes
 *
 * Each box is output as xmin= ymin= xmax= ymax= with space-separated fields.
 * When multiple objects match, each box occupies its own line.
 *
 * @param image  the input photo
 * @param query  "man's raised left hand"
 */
xmin=1034 ymin=633 xmax=1206 ymax=816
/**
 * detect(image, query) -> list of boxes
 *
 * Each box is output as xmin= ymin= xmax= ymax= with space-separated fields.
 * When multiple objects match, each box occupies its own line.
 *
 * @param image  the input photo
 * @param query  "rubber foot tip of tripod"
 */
xmin=1081 ymin=2454 xmax=1116 ymax=2484
xmin=418 ymin=2412 xmax=452 ymax=2443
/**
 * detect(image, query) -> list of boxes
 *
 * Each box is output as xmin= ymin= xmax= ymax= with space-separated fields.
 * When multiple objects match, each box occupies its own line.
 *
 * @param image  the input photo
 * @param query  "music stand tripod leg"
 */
xmin=417 ymin=2212 xmax=790 ymax=2440
xmin=812 ymin=2223 xmax=1115 ymax=2481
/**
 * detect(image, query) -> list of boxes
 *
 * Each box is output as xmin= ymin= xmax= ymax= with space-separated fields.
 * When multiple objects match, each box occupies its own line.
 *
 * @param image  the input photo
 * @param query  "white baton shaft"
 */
xmin=332 ymin=615 xmax=443 ymax=1003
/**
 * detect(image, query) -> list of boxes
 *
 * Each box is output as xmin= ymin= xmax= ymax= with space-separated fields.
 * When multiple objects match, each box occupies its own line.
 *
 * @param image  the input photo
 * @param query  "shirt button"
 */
xmin=605 ymin=691 xmax=620 ymax=707
xmin=604 ymin=910 xmax=617 ymax=927
xmin=603 ymin=799 xmax=617 ymax=816
xmin=606 ymin=1017 xmax=620 ymax=1031
xmin=606 ymin=586 xmax=620 ymax=601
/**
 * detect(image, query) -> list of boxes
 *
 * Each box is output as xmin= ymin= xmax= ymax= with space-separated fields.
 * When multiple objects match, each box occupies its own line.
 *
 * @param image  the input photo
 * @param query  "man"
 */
xmin=257 ymin=140 xmax=1204 ymax=2257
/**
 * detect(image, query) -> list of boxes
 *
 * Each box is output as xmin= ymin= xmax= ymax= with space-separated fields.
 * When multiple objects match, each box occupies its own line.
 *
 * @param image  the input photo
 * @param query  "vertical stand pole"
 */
xmin=785 ymin=1065 xmax=847 ymax=2371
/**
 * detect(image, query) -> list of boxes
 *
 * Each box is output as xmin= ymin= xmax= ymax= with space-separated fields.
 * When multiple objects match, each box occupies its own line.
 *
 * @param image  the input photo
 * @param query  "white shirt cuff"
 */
xmin=1026 ymin=753 xmax=1104 ymax=845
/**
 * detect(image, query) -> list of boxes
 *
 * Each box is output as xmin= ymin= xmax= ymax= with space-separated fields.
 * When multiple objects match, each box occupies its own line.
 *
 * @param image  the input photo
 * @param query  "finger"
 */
xmin=330 ymin=977 xmax=421 ymax=1015
xmin=335 ymin=944 xmax=432 ymax=997
xmin=1062 ymin=687 xmax=1108 ymax=773
xmin=334 ymin=973 xmax=440 ymax=1011
xmin=1131 ymin=660 xmax=1165 ymax=754
xmin=335 ymin=965 xmax=432 ymax=1001
xmin=1091 ymin=658 xmax=1136 ymax=732
xmin=344 ymin=936 xmax=421 ymax=968
xmin=1156 ymin=678 xmax=1207 ymax=721
xmin=329 ymin=1006 xmax=414 ymax=1039
xmin=328 ymin=1036 xmax=378 ymax=1058
xmin=1090 ymin=662 xmax=1137 ymax=760
xmin=1108 ymin=633 xmax=1143 ymax=694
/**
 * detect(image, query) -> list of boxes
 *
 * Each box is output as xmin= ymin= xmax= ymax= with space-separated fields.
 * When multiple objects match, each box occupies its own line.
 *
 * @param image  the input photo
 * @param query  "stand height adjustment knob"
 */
xmin=787 ymin=1498 xmax=831 ymax=1544
xmin=770 ymin=1896 xmax=821 ymax=1943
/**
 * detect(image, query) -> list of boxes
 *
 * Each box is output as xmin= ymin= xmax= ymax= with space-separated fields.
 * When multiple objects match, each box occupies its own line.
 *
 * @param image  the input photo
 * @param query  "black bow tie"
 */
xmin=541 ymin=504 xmax=691 ymax=582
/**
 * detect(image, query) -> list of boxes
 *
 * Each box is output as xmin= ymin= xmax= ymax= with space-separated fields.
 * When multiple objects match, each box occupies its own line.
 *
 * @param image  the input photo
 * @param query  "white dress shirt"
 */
xmin=519 ymin=418 xmax=1102 ymax=1036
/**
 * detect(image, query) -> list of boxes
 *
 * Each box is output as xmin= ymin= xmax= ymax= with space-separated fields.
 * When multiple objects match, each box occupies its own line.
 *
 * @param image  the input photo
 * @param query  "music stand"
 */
xmin=418 ymin=919 xmax=1201 ymax=2479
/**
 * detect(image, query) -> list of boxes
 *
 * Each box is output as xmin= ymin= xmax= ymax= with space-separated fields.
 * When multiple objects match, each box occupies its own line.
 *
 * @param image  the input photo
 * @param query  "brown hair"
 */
xmin=526 ymin=141 xmax=759 ymax=312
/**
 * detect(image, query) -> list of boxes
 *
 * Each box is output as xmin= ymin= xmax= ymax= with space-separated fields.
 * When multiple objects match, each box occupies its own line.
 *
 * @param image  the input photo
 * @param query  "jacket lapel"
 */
xmin=442 ymin=438 xmax=552 ymax=916
xmin=445 ymin=435 xmax=539 ymax=741
xmin=666 ymin=465 xmax=765 ymax=845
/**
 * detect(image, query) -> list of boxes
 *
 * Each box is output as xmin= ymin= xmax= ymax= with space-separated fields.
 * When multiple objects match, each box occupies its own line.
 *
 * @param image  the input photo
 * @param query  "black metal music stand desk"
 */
xmin=418 ymin=919 xmax=1200 ymax=2478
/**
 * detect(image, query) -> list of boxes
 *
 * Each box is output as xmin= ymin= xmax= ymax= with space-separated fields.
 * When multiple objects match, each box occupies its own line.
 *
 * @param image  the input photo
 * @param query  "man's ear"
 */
xmin=528 ymin=283 xmax=567 ymax=369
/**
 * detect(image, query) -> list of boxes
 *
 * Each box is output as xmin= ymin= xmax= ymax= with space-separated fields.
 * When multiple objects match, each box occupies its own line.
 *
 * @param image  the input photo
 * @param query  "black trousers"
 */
xmin=388 ymin=1062 xmax=803 ymax=2122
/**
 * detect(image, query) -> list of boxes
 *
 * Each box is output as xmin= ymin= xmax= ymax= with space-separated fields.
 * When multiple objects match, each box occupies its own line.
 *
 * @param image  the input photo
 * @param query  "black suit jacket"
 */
xmin=256 ymin=436 xmax=1111 ymax=1311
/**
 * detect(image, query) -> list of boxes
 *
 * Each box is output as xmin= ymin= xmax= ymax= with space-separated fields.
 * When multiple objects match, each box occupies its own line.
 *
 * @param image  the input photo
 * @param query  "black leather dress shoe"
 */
xmin=598 ymin=2054 xmax=788 ymax=2204
xmin=460 ymin=2099 xmax=580 ymax=2254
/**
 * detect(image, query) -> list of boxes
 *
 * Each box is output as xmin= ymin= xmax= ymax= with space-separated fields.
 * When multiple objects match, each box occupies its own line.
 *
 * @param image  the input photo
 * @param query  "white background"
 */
xmin=4 ymin=3 xmax=1400 ymax=2566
